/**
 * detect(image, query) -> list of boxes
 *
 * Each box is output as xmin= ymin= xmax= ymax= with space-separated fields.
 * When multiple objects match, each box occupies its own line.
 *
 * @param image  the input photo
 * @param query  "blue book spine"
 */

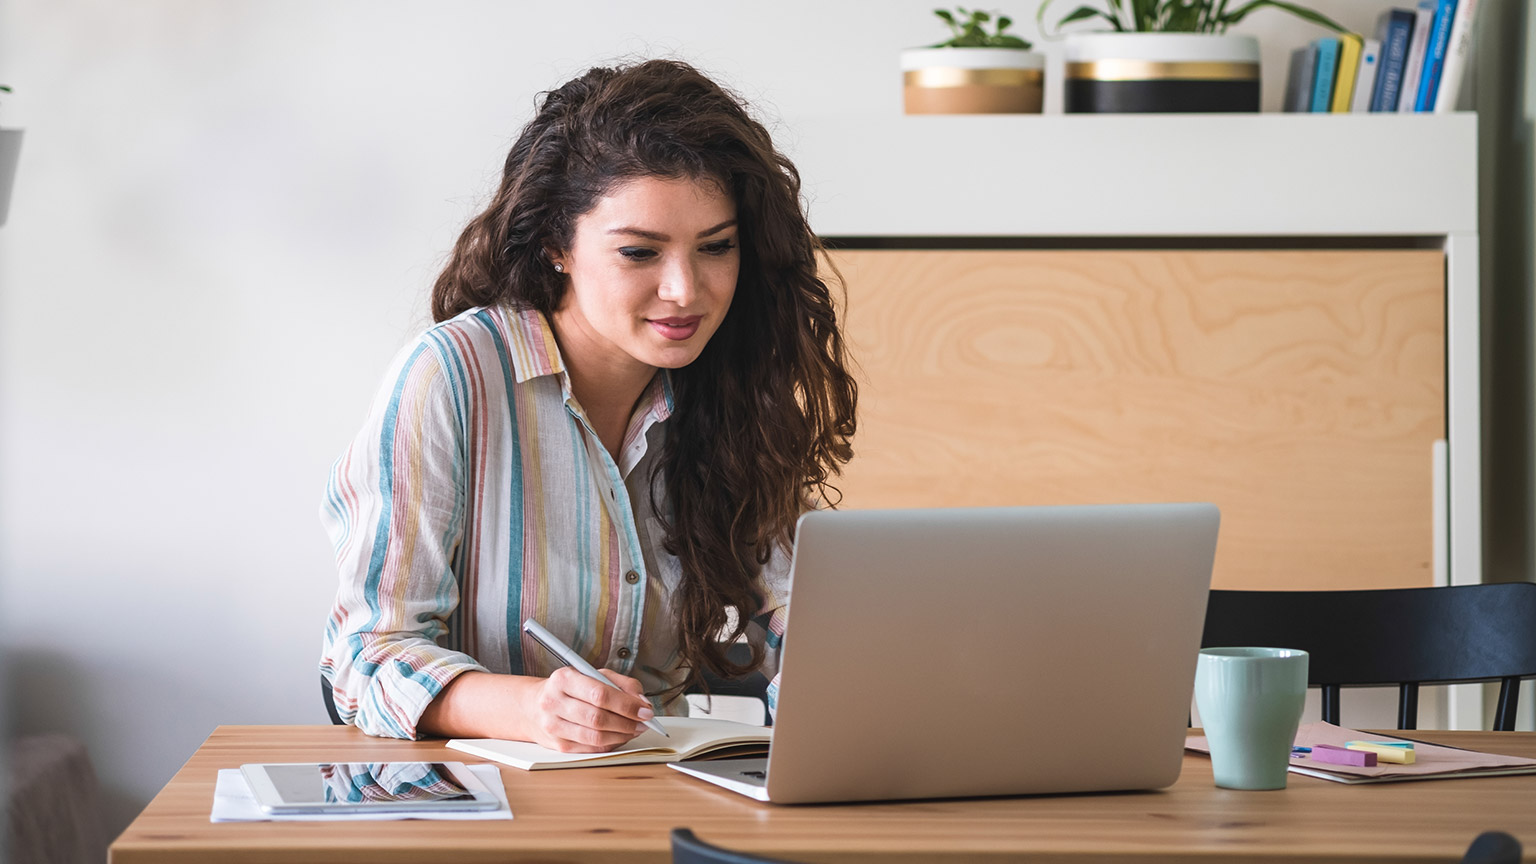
xmin=1371 ymin=9 xmax=1417 ymax=111
xmin=1416 ymin=0 xmax=1459 ymax=110
xmin=1310 ymin=38 xmax=1340 ymax=112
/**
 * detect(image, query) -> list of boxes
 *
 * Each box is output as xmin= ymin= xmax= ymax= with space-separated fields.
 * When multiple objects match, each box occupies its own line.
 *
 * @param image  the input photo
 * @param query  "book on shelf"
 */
xmin=1283 ymin=44 xmax=1318 ymax=112
xmin=1351 ymin=38 xmax=1382 ymax=112
xmin=1434 ymin=0 xmax=1479 ymax=112
xmin=1397 ymin=1 xmax=1437 ymax=111
xmin=1331 ymin=33 xmax=1364 ymax=112
xmin=1415 ymin=0 xmax=1460 ymax=110
xmin=1310 ymin=37 xmax=1340 ymax=112
xmin=446 ymin=716 xmax=771 ymax=771
xmin=1371 ymin=8 xmax=1417 ymax=111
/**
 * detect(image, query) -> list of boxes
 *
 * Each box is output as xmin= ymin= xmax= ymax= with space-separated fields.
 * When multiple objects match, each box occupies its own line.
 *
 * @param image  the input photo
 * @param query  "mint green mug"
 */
xmin=1194 ymin=647 xmax=1309 ymax=790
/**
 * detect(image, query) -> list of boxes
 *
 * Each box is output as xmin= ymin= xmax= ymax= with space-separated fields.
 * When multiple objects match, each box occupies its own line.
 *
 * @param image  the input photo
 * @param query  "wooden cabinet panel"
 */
xmin=828 ymin=249 xmax=1445 ymax=590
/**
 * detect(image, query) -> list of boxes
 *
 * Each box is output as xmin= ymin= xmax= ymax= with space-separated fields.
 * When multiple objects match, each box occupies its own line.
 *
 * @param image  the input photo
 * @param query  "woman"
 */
xmin=319 ymin=59 xmax=857 ymax=752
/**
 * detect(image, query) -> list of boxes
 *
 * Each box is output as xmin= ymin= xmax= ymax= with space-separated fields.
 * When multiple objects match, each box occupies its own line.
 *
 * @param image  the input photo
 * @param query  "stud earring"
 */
xmin=553 ymin=262 xmax=565 ymax=273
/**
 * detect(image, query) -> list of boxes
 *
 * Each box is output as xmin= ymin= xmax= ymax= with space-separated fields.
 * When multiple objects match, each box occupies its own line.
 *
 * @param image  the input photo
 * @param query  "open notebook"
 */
xmin=447 ymin=717 xmax=771 ymax=771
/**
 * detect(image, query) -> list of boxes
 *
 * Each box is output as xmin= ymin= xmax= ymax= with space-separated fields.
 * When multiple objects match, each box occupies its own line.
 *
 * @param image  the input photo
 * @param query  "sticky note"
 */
xmin=1310 ymin=744 xmax=1377 ymax=767
xmin=1345 ymin=743 xmax=1415 ymax=764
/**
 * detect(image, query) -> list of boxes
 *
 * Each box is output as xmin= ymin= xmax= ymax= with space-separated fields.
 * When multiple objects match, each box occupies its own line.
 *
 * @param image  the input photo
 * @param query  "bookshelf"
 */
xmin=787 ymin=112 xmax=1480 ymax=723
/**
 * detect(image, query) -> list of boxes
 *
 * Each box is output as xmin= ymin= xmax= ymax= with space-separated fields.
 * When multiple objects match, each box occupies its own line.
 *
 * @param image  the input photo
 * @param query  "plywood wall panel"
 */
xmin=827 ymin=249 xmax=1445 ymax=590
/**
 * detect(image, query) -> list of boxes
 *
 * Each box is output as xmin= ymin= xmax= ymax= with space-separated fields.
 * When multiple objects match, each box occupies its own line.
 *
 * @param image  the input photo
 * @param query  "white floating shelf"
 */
xmin=782 ymin=113 xmax=1477 ymax=239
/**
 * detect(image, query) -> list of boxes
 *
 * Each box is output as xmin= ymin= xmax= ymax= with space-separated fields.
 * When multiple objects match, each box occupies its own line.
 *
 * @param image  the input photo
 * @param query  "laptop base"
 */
xmin=669 ymin=758 xmax=772 ymax=802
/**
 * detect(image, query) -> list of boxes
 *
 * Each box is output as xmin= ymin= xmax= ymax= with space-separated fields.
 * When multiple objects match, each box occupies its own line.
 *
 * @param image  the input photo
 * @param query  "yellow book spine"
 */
xmin=1331 ymin=34 xmax=1364 ymax=112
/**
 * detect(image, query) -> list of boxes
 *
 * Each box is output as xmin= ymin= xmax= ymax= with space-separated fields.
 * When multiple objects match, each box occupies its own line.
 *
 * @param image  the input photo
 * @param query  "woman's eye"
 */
xmin=619 ymin=247 xmax=657 ymax=261
xmin=701 ymin=240 xmax=737 ymax=256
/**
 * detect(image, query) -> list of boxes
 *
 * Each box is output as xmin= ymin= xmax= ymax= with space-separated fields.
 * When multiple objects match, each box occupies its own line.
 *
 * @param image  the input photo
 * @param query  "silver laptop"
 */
xmin=669 ymin=503 xmax=1220 ymax=804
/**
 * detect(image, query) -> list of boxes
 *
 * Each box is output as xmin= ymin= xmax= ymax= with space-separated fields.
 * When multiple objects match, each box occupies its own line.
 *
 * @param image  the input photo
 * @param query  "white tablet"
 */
xmin=240 ymin=761 xmax=501 ymax=814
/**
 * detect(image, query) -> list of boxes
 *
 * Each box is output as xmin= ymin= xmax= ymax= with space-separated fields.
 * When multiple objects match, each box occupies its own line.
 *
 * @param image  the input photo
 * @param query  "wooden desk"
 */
xmin=112 ymin=725 xmax=1536 ymax=864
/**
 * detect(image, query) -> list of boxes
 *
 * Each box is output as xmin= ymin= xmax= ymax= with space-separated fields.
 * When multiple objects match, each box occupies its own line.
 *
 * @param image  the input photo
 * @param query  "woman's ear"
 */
xmin=544 ymin=248 xmax=567 ymax=275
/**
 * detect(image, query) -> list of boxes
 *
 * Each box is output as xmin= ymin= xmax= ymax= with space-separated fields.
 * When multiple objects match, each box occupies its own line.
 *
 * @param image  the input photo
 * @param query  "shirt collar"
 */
xmin=504 ymin=306 xmax=567 ymax=384
xmin=505 ymin=305 xmax=676 ymax=422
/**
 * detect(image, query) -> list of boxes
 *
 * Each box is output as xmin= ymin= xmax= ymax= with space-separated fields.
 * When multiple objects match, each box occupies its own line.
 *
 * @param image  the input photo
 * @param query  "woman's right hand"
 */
xmin=527 ymin=666 xmax=655 ymax=753
xmin=417 ymin=668 xmax=655 ymax=750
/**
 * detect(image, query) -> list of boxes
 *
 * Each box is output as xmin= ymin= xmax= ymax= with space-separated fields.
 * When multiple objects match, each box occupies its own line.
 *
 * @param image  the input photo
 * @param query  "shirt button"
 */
xmin=624 ymin=570 xmax=640 ymax=585
xmin=617 ymin=647 xmax=632 ymax=660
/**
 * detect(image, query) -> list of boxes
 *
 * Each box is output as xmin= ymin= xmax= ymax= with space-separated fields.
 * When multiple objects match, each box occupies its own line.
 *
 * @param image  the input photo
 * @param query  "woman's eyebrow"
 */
xmin=695 ymin=219 xmax=737 ymax=238
xmin=607 ymin=219 xmax=738 ymax=242
xmin=609 ymin=227 xmax=669 ymax=241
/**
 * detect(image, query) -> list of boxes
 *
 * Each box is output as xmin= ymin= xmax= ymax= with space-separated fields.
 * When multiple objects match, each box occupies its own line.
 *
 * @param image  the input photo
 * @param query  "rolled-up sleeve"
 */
xmin=319 ymin=339 xmax=487 ymax=739
xmin=747 ymin=542 xmax=792 ymax=719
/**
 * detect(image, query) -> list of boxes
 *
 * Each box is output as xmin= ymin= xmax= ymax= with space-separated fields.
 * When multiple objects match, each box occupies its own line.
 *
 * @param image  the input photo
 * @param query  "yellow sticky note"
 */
xmin=1346 ymin=743 xmax=1416 ymax=764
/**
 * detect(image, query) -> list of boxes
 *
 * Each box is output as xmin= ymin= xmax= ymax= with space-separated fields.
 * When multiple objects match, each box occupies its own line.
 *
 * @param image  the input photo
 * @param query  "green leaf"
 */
xmin=1219 ymin=0 xmax=1346 ymax=32
xmin=1059 ymin=5 xmax=1115 ymax=26
xmin=997 ymin=14 xmax=1013 ymax=31
xmin=1041 ymin=0 xmax=1159 ymax=35
xmin=1105 ymin=0 xmax=1128 ymax=28
xmin=991 ymin=34 xmax=1033 ymax=48
xmin=1164 ymin=1 xmax=1205 ymax=31
xmin=934 ymin=8 xmax=956 ymax=24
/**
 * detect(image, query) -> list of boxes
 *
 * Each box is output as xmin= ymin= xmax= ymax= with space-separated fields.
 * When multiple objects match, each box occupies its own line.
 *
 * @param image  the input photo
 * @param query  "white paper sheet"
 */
xmin=210 ymin=764 xmax=512 ymax=822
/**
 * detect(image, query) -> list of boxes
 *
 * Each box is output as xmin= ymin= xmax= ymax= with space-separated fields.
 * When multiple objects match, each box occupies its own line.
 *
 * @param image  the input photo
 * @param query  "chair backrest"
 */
xmin=1462 ymin=831 xmax=1523 ymax=864
xmin=1201 ymin=583 xmax=1536 ymax=730
xmin=321 ymin=675 xmax=344 ymax=725
xmin=671 ymin=829 xmax=801 ymax=864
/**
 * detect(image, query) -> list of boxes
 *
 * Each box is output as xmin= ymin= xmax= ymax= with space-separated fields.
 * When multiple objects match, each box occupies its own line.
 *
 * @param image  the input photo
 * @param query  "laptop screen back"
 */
xmin=764 ymin=503 xmax=1219 ymax=804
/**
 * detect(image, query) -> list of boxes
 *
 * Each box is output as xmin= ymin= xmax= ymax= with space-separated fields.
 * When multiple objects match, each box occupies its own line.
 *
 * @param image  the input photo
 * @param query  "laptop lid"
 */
xmin=761 ymin=502 xmax=1219 ymax=804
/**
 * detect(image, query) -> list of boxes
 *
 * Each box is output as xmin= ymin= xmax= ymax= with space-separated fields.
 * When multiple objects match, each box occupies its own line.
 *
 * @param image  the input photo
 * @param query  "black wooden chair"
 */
xmin=321 ymin=675 xmax=344 ymax=725
xmin=1201 ymin=583 xmax=1536 ymax=730
xmin=671 ymin=828 xmax=801 ymax=864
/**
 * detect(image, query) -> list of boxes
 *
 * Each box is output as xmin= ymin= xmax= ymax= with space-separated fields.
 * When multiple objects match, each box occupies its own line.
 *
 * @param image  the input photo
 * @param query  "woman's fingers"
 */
xmin=542 ymin=716 xmax=645 ymax=752
xmin=550 ymin=667 xmax=653 ymax=721
xmin=535 ymin=667 xmax=654 ymax=751
xmin=595 ymin=668 xmax=653 ymax=713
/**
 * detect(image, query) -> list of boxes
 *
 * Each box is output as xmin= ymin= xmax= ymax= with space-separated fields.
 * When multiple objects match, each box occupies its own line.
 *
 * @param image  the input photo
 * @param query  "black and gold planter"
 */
xmin=1064 ymin=34 xmax=1260 ymax=113
xmin=901 ymin=48 xmax=1045 ymax=114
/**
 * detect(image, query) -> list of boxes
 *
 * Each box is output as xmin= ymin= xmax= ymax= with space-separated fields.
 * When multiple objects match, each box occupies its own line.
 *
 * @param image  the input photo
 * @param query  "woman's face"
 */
xmin=550 ymin=174 xmax=739 ymax=382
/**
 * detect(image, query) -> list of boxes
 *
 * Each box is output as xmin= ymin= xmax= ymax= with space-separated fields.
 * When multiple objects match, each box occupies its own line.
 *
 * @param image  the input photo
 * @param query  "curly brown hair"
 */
xmin=430 ymin=59 xmax=857 ymax=694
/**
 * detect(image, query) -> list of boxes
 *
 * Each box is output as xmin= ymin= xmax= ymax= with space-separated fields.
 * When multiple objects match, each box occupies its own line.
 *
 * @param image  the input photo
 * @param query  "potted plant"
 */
xmin=0 ymin=85 xmax=22 ymax=227
xmin=901 ymin=8 xmax=1045 ymax=114
xmin=1038 ymin=0 xmax=1347 ymax=112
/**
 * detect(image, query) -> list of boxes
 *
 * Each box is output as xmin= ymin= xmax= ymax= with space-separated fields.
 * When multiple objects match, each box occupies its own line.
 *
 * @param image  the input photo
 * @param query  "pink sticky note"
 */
xmin=1310 ymin=743 xmax=1377 ymax=767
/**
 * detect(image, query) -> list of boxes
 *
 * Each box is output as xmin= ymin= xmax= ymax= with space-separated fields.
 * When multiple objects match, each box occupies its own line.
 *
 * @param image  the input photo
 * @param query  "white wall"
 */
xmin=0 ymin=0 xmax=1426 ymax=840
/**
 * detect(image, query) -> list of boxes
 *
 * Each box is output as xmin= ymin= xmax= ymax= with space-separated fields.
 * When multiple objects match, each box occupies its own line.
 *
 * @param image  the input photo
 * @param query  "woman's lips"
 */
xmin=649 ymin=316 xmax=702 ymax=341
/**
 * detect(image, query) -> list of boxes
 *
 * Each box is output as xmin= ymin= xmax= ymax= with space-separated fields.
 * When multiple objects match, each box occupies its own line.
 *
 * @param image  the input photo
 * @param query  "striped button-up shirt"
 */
xmin=321 ymin=305 xmax=789 ymax=739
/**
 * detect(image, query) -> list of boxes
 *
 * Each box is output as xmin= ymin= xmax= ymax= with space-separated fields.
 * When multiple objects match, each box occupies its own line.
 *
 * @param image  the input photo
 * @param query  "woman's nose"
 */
xmin=657 ymin=257 xmax=698 ymax=305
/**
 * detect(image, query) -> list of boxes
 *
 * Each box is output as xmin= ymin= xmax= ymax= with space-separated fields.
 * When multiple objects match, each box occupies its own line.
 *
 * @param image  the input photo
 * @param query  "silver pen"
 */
xmin=522 ymin=618 xmax=669 ymax=737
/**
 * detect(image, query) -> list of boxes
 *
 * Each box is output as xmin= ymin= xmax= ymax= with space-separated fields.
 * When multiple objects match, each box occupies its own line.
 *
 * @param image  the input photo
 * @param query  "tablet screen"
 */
xmin=267 ymin=762 xmax=480 ymax=805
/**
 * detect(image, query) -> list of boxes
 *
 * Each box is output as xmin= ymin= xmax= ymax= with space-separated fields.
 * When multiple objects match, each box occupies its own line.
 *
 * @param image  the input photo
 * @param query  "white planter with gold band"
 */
xmin=1063 ymin=33 xmax=1260 ymax=113
xmin=900 ymin=47 xmax=1045 ymax=115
